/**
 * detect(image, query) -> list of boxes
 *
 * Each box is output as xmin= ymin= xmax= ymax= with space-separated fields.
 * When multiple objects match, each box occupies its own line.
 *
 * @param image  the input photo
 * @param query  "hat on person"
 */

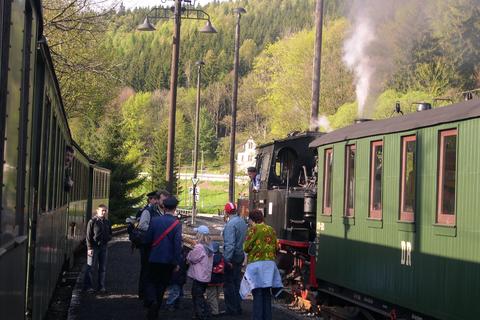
xmin=193 ymin=225 xmax=209 ymax=235
xmin=163 ymin=196 xmax=179 ymax=209
xmin=147 ymin=191 xmax=158 ymax=198
xmin=224 ymin=202 xmax=236 ymax=214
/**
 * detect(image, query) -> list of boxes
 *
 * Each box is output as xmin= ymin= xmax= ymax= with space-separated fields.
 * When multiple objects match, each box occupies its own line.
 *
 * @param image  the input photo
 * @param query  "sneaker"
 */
xmin=83 ymin=288 xmax=96 ymax=294
xmin=98 ymin=288 xmax=107 ymax=294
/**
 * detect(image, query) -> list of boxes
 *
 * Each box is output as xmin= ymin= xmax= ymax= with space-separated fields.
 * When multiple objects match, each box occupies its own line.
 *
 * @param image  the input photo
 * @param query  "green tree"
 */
xmin=96 ymin=108 xmax=144 ymax=224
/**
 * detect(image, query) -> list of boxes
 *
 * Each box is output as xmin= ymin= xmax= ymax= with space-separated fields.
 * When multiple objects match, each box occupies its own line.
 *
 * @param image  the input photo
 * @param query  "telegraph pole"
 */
xmin=228 ymin=8 xmax=246 ymax=203
xmin=310 ymin=0 xmax=324 ymax=131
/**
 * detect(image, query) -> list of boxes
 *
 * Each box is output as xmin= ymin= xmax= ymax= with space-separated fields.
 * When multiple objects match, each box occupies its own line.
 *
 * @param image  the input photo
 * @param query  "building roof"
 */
xmin=309 ymin=99 xmax=480 ymax=148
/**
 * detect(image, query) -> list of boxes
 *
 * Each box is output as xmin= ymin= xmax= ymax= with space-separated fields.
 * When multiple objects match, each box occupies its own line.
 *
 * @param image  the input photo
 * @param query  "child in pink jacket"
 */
xmin=187 ymin=225 xmax=214 ymax=320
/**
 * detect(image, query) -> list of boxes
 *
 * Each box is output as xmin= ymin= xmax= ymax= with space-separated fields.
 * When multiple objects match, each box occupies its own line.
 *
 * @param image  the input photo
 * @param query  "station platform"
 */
xmin=67 ymin=233 xmax=303 ymax=320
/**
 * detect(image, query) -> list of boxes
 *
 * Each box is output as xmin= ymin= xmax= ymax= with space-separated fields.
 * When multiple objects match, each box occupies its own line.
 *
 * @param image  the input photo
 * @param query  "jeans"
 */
xmin=138 ymin=246 xmax=150 ymax=298
xmin=191 ymin=279 xmax=210 ymax=320
xmin=223 ymin=261 xmax=243 ymax=315
xmin=206 ymin=286 xmax=221 ymax=315
xmin=84 ymin=245 xmax=108 ymax=290
xmin=252 ymin=288 xmax=272 ymax=320
xmin=145 ymin=263 xmax=175 ymax=307
xmin=166 ymin=284 xmax=183 ymax=306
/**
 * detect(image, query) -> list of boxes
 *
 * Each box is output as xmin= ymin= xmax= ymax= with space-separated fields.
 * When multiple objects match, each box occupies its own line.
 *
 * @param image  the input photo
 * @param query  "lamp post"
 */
xmin=137 ymin=1 xmax=217 ymax=192
xmin=192 ymin=60 xmax=205 ymax=226
xmin=228 ymin=7 xmax=246 ymax=203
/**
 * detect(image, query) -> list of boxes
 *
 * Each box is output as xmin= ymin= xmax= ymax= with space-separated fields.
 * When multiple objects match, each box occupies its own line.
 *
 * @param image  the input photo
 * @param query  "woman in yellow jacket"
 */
xmin=243 ymin=209 xmax=282 ymax=320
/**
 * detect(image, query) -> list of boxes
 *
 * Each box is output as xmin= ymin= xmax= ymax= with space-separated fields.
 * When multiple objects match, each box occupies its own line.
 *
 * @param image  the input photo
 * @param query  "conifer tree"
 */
xmin=97 ymin=109 xmax=144 ymax=223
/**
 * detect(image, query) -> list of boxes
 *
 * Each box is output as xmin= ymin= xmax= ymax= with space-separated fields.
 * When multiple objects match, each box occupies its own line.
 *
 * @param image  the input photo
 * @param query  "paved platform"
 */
xmin=68 ymin=234 xmax=302 ymax=320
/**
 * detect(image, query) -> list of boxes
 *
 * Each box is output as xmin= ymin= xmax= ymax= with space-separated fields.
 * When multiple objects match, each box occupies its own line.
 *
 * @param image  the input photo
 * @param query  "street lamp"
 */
xmin=192 ymin=60 xmax=205 ymax=226
xmin=137 ymin=1 xmax=217 ymax=192
xmin=228 ymin=7 xmax=246 ymax=203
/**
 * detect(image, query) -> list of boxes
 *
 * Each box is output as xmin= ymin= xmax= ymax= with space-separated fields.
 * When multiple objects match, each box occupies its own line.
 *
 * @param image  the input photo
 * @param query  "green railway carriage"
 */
xmin=0 ymin=1 xmax=111 ymax=319
xmin=310 ymin=99 xmax=480 ymax=319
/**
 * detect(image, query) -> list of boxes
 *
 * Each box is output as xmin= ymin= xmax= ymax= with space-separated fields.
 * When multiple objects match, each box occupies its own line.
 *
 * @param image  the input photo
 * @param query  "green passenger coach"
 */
xmin=310 ymin=99 xmax=480 ymax=319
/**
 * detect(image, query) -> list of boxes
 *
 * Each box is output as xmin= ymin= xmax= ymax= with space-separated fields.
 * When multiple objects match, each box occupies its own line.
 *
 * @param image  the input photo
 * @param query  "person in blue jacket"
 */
xmin=222 ymin=202 xmax=248 ymax=316
xmin=143 ymin=196 xmax=182 ymax=320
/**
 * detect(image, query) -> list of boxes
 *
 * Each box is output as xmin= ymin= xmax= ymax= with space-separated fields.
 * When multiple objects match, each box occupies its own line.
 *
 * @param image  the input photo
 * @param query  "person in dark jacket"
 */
xmin=137 ymin=191 xmax=161 ymax=299
xmin=143 ymin=196 xmax=182 ymax=319
xmin=83 ymin=204 xmax=112 ymax=293
xmin=206 ymin=241 xmax=225 ymax=316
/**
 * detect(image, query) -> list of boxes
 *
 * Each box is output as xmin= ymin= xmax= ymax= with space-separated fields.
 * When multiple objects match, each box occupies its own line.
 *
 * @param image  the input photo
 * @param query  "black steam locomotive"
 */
xmin=248 ymin=131 xmax=322 ymax=288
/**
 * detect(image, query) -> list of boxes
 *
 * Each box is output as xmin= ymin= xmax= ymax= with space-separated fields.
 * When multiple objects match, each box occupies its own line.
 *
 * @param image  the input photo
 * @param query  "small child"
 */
xmin=187 ymin=225 xmax=214 ymax=320
xmin=165 ymin=248 xmax=187 ymax=311
xmin=206 ymin=241 xmax=225 ymax=316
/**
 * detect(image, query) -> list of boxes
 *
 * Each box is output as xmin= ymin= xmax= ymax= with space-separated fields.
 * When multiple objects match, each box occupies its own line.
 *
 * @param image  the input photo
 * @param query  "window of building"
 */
xmin=323 ymin=148 xmax=333 ymax=215
xmin=400 ymin=136 xmax=416 ymax=222
xmin=437 ymin=129 xmax=457 ymax=225
xmin=344 ymin=145 xmax=356 ymax=217
xmin=369 ymin=141 xmax=383 ymax=219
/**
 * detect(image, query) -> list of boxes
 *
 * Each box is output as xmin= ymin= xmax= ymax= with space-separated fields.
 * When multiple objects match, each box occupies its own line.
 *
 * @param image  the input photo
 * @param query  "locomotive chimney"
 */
xmin=416 ymin=102 xmax=432 ymax=112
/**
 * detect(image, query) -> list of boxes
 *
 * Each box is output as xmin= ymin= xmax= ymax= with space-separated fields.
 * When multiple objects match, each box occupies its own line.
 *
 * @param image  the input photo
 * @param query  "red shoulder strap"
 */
xmin=151 ymin=219 xmax=180 ymax=248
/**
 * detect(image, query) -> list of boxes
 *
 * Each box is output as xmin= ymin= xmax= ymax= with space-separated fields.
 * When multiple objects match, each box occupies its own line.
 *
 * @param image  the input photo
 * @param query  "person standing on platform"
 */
xmin=137 ymin=191 xmax=162 ymax=300
xmin=222 ymin=202 xmax=248 ymax=316
xmin=206 ymin=241 xmax=225 ymax=316
xmin=157 ymin=189 xmax=171 ymax=215
xmin=243 ymin=209 xmax=282 ymax=320
xmin=143 ymin=196 xmax=182 ymax=319
xmin=187 ymin=225 xmax=214 ymax=320
xmin=83 ymin=204 xmax=112 ymax=294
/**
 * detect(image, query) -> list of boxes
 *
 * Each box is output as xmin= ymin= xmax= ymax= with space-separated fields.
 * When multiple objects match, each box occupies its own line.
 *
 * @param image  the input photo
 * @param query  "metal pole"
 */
xmin=166 ymin=0 xmax=182 ymax=192
xmin=192 ymin=60 xmax=204 ymax=226
xmin=228 ymin=8 xmax=246 ymax=203
xmin=310 ymin=0 xmax=324 ymax=131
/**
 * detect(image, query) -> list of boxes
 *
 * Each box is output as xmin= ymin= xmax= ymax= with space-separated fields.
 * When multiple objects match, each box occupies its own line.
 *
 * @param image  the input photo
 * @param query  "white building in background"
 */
xmin=236 ymin=138 xmax=257 ymax=172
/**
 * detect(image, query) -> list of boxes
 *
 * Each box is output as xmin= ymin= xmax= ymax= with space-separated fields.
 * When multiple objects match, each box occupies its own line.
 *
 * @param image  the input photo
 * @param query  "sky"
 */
xmin=119 ymin=0 xmax=227 ymax=9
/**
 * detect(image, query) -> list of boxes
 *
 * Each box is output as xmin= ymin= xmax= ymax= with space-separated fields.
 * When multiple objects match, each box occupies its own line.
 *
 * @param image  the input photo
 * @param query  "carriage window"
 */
xmin=344 ymin=145 xmax=356 ymax=217
xmin=323 ymin=148 xmax=333 ymax=215
xmin=48 ymin=118 xmax=58 ymax=211
xmin=369 ymin=141 xmax=383 ymax=219
xmin=274 ymin=148 xmax=296 ymax=183
xmin=400 ymin=136 xmax=416 ymax=222
xmin=437 ymin=129 xmax=457 ymax=225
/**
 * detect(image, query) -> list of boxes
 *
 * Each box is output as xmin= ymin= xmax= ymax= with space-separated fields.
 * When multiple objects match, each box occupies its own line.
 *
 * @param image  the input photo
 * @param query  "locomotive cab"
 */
xmin=250 ymin=132 xmax=323 ymax=242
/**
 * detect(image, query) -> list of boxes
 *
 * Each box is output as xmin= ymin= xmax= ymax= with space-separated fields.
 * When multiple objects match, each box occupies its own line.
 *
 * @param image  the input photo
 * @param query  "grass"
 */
xmin=175 ymin=179 xmax=249 ymax=214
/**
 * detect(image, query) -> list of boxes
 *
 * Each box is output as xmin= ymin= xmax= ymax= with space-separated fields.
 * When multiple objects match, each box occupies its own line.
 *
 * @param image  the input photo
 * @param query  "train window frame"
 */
xmin=369 ymin=140 xmax=383 ymax=220
xmin=344 ymin=144 xmax=356 ymax=217
xmin=322 ymin=148 xmax=333 ymax=215
xmin=274 ymin=147 xmax=297 ymax=184
xmin=400 ymin=135 xmax=416 ymax=222
xmin=437 ymin=129 xmax=457 ymax=225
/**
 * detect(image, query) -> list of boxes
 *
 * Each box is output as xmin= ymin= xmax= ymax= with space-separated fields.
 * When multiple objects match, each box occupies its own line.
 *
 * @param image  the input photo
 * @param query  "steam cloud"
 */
xmin=342 ymin=0 xmax=428 ymax=117
xmin=343 ymin=18 xmax=375 ymax=117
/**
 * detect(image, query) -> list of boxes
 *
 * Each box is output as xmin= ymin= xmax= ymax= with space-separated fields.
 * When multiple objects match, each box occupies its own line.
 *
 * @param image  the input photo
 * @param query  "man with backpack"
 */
xmin=143 ymin=196 xmax=182 ymax=319
xmin=137 ymin=191 xmax=162 ymax=299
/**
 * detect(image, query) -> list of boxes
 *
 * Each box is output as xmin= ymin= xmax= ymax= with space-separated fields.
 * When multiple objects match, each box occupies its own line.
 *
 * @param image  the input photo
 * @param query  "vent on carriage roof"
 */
xmin=355 ymin=118 xmax=372 ymax=124
xmin=416 ymin=102 xmax=432 ymax=112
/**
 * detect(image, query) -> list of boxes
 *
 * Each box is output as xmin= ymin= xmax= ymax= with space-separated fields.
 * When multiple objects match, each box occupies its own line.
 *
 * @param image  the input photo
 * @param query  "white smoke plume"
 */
xmin=314 ymin=115 xmax=332 ymax=133
xmin=343 ymin=18 xmax=375 ymax=117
